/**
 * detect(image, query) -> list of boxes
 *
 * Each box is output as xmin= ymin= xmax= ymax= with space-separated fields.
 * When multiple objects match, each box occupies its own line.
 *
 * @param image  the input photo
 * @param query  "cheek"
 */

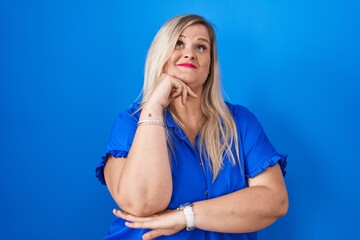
xmin=163 ymin=55 xmax=178 ymax=74
xmin=202 ymin=57 xmax=211 ymax=73
xmin=163 ymin=63 xmax=176 ymax=76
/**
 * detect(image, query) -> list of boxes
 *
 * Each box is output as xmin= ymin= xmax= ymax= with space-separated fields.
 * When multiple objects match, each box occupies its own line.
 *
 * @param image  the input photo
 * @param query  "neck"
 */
xmin=170 ymin=92 xmax=203 ymax=123
xmin=169 ymin=91 xmax=206 ymax=145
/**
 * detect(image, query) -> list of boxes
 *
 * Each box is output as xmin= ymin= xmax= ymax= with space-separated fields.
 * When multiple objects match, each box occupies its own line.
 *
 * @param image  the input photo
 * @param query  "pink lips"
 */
xmin=177 ymin=63 xmax=197 ymax=69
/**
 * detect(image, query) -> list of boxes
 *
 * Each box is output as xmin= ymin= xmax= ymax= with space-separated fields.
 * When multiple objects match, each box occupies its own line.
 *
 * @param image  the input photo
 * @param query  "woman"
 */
xmin=96 ymin=14 xmax=288 ymax=240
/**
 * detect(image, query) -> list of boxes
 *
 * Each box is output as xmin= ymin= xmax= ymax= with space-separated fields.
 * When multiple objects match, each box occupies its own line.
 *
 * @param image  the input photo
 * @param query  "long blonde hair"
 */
xmin=142 ymin=14 xmax=240 ymax=180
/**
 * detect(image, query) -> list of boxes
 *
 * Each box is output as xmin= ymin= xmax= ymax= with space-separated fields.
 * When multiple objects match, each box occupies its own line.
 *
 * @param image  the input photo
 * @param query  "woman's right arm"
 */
xmin=104 ymin=74 xmax=196 ymax=217
xmin=104 ymin=106 xmax=170 ymax=217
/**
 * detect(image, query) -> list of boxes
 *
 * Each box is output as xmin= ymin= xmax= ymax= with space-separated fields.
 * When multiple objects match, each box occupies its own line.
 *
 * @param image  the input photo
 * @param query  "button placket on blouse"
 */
xmin=184 ymin=132 xmax=210 ymax=197
xmin=195 ymin=134 xmax=205 ymax=169
xmin=194 ymin=135 xmax=211 ymax=199
xmin=204 ymin=189 xmax=208 ymax=196
xmin=170 ymin=120 xmax=210 ymax=199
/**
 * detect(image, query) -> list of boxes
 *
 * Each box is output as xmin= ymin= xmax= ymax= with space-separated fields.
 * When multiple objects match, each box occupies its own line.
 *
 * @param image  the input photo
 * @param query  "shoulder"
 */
xmin=110 ymin=102 xmax=141 ymax=133
xmin=225 ymin=101 xmax=263 ymax=134
xmin=225 ymin=101 xmax=255 ymax=121
xmin=116 ymin=102 xmax=141 ymax=123
xmin=107 ymin=102 xmax=140 ymax=143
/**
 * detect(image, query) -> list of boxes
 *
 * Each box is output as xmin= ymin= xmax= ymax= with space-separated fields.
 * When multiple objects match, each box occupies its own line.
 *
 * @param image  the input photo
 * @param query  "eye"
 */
xmin=175 ymin=40 xmax=184 ymax=49
xmin=196 ymin=44 xmax=208 ymax=52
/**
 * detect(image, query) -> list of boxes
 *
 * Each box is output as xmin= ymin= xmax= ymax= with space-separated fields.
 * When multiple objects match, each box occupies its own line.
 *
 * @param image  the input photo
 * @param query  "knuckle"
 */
xmin=154 ymin=229 xmax=161 ymax=237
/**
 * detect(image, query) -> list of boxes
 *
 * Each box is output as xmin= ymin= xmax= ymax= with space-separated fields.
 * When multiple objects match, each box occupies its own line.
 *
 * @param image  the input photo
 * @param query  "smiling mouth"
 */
xmin=177 ymin=63 xmax=197 ymax=69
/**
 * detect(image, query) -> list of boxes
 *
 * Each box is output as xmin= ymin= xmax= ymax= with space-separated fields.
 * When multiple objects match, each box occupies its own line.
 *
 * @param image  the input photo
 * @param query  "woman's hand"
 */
xmin=146 ymin=73 xmax=198 ymax=113
xmin=113 ymin=208 xmax=186 ymax=240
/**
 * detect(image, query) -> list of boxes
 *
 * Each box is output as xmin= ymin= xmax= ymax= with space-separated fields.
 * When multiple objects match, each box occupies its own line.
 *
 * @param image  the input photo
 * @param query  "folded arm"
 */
xmin=104 ymin=74 xmax=198 ymax=217
xmin=114 ymin=163 xmax=288 ymax=239
xmin=104 ymin=106 xmax=172 ymax=217
xmin=193 ymin=163 xmax=288 ymax=233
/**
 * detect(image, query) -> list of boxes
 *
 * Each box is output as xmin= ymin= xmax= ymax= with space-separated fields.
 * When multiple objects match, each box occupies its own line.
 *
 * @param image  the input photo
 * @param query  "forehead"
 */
xmin=179 ymin=24 xmax=210 ymax=42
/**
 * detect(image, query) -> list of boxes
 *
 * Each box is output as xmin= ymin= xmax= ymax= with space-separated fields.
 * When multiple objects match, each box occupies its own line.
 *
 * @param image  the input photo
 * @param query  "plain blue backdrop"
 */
xmin=1 ymin=0 xmax=359 ymax=239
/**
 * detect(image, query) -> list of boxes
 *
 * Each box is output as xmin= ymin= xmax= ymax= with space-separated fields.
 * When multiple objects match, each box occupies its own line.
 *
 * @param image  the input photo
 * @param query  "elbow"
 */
xmin=121 ymin=202 xmax=167 ymax=217
xmin=275 ymin=193 xmax=289 ymax=218
xmin=277 ymin=201 xmax=288 ymax=218
xmin=113 ymin=193 xmax=171 ymax=217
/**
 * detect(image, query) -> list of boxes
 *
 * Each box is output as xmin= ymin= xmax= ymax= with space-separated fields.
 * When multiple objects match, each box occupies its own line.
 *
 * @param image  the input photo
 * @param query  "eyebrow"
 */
xmin=179 ymin=35 xmax=210 ymax=45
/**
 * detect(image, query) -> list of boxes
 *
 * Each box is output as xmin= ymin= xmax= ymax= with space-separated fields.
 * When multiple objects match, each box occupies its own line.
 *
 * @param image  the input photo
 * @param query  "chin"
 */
xmin=181 ymin=78 xmax=201 ymax=86
xmin=187 ymin=81 xmax=206 ymax=92
xmin=170 ymin=72 xmax=206 ymax=88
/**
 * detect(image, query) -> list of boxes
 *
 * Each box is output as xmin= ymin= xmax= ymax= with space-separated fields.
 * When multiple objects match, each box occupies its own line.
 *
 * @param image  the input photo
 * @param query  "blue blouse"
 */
xmin=96 ymin=102 xmax=287 ymax=240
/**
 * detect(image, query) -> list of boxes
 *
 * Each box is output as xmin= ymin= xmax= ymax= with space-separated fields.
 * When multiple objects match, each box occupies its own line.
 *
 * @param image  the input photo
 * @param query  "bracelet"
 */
xmin=137 ymin=119 xmax=165 ymax=127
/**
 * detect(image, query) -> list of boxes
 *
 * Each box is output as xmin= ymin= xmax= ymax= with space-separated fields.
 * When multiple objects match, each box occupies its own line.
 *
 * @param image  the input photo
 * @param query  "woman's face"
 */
xmin=163 ymin=24 xmax=211 ymax=91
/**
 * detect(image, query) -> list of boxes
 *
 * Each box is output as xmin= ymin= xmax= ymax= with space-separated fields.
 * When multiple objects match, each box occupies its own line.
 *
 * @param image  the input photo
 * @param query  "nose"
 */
xmin=183 ymin=47 xmax=197 ymax=60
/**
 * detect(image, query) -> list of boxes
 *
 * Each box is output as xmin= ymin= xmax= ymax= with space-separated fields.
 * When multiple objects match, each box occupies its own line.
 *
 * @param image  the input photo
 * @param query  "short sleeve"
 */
xmin=232 ymin=104 xmax=287 ymax=178
xmin=95 ymin=104 xmax=139 ymax=185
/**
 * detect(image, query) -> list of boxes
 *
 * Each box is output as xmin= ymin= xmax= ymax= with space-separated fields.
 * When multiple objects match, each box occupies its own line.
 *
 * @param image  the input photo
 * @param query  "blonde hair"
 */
xmin=141 ymin=14 xmax=240 ymax=180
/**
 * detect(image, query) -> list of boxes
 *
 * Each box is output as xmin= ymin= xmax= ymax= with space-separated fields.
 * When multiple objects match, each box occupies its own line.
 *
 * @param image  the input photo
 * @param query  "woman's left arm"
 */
xmin=193 ymin=163 xmax=288 ymax=233
xmin=114 ymin=163 xmax=288 ymax=239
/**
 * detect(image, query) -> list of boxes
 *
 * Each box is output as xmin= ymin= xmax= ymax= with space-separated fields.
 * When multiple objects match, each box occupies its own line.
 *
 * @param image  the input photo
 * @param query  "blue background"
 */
xmin=1 ymin=0 xmax=359 ymax=239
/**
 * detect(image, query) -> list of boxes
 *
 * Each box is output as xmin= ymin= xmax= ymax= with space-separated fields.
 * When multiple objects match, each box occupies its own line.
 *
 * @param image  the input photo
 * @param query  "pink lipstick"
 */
xmin=177 ymin=63 xmax=197 ymax=69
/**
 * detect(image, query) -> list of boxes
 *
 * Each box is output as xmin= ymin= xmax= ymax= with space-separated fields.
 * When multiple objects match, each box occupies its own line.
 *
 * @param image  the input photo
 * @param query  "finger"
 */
xmin=125 ymin=218 xmax=162 ymax=230
xmin=113 ymin=209 xmax=123 ymax=217
xmin=113 ymin=209 xmax=144 ymax=222
xmin=186 ymin=87 xmax=198 ymax=98
xmin=113 ymin=209 xmax=133 ymax=220
xmin=172 ymin=85 xmax=183 ymax=98
xmin=181 ymin=88 xmax=188 ymax=105
xmin=125 ymin=220 xmax=161 ymax=230
xmin=142 ymin=229 xmax=163 ymax=240
xmin=172 ymin=91 xmax=181 ymax=98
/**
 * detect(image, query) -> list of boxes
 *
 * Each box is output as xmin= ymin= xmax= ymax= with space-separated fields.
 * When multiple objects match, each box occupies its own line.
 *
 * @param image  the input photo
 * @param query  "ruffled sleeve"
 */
xmin=95 ymin=150 xmax=130 ymax=185
xmin=230 ymin=104 xmax=287 ymax=178
xmin=248 ymin=153 xmax=287 ymax=178
xmin=95 ymin=104 xmax=139 ymax=185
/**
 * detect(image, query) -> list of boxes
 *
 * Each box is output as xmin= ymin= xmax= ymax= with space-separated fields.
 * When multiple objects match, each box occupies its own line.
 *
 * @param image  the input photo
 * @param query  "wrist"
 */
xmin=177 ymin=203 xmax=195 ymax=231
xmin=142 ymin=102 xmax=164 ymax=116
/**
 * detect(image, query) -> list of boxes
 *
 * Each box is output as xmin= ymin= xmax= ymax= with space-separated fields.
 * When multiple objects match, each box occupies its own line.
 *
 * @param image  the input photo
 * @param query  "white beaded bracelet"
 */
xmin=137 ymin=119 xmax=165 ymax=127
